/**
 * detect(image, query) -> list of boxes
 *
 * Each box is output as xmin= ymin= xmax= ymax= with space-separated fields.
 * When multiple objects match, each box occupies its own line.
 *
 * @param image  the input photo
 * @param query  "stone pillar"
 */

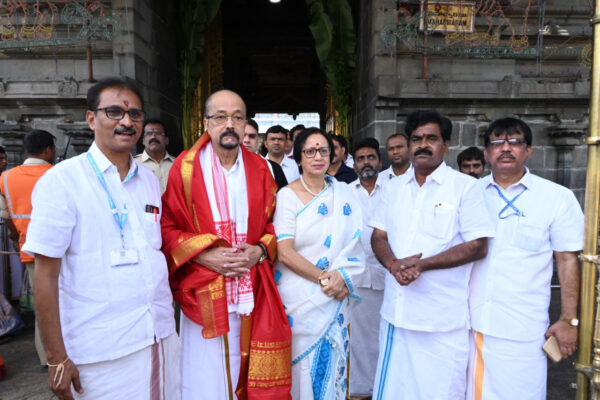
xmin=547 ymin=124 xmax=586 ymax=188
xmin=56 ymin=123 xmax=94 ymax=158
xmin=0 ymin=123 xmax=27 ymax=168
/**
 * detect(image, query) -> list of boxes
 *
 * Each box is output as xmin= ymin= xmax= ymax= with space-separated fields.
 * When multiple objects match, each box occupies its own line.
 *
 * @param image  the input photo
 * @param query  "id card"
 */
xmin=110 ymin=249 xmax=139 ymax=267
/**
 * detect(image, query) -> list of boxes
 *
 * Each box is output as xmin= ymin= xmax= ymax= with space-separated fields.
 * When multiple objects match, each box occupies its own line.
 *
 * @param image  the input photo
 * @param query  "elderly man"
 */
xmin=243 ymin=118 xmax=287 ymax=188
xmin=348 ymin=137 xmax=386 ymax=399
xmin=370 ymin=110 xmax=495 ymax=399
xmin=161 ymin=89 xmax=291 ymax=399
xmin=380 ymin=133 xmax=411 ymax=180
xmin=467 ymin=118 xmax=583 ymax=400
xmin=457 ymin=146 xmax=486 ymax=179
xmin=23 ymin=77 xmax=179 ymax=399
xmin=134 ymin=118 xmax=175 ymax=193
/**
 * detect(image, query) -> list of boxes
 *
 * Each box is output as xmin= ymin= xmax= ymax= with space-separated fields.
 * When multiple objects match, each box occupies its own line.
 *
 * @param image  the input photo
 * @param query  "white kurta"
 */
xmin=274 ymin=178 xmax=365 ymax=400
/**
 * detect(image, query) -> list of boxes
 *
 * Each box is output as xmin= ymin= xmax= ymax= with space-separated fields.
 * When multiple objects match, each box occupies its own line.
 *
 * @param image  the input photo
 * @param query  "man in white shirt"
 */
xmin=370 ymin=110 xmax=495 ymax=399
xmin=134 ymin=118 xmax=175 ymax=193
xmin=467 ymin=117 xmax=583 ymax=400
xmin=23 ymin=77 xmax=179 ymax=399
xmin=379 ymin=133 xmax=411 ymax=180
xmin=265 ymin=125 xmax=300 ymax=183
xmin=348 ymin=137 xmax=386 ymax=399
xmin=243 ymin=118 xmax=287 ymax=189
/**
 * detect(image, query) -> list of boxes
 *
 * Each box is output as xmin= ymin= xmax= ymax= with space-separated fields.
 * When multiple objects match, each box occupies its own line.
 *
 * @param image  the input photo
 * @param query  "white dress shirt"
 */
xmin=469 ymin=170 xmax=584 ymax=341
xmin=369 ymin=162 xmax=495 ymax=332
xmin=267 ymin=153 xmax=300 ymax=183
xmin=350 ymin=175 xmax=386 ymax=290
xmin=23 ymin=142 xmax=175 ymax=365
xmin=133 ymin=150 xmax=175 ymax=194
xmin=379 ymin=164 xmax=413 ymax=182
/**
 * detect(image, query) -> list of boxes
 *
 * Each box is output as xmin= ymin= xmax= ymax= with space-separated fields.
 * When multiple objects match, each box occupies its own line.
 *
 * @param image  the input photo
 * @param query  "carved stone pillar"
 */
xmin=547 ymin=124 xmax=587 ymax=188
xmin=57 ymin=123 xmax=94 ymax=157
xmin=0 ymin=123 xmax=27 ymax=168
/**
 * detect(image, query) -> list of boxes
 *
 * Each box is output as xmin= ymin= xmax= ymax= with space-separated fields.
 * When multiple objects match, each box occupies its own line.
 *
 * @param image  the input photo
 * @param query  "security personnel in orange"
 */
xmin=0 ymin=129 xmax=55 ymax=365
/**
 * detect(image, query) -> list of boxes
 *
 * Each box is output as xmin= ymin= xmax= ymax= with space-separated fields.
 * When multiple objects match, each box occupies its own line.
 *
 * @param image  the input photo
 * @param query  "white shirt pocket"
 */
xmin=513 ymin=219 xmax=548 ymax=252
xmin=424 ymin=202 xmax=458 ymax=240
xmin=142 ymin=211 xmax=162 ymax=250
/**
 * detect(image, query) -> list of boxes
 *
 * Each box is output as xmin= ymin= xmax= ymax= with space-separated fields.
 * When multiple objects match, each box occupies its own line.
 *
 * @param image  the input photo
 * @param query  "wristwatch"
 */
xmin=560 ymin=315 xmax=579 ymax=327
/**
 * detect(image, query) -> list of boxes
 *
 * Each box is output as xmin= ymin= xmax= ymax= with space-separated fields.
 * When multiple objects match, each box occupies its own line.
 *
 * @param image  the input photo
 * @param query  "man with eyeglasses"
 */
xmin=467 ymin=117 xmax=583 ymax=400
xmin=370 ymin=110 xmax=495 ymax=399
xmin=264 ymin=125 xmax=300 ymax=183
xmin=348 ymin=137 xmax=386 ymax=399
xmin=23 ymin=77 xmax=180 ymax=399
xmin=161 ymin=89 xmax=291 ymax=399
xmin=134 ymin=118 xmax=175 ymax=193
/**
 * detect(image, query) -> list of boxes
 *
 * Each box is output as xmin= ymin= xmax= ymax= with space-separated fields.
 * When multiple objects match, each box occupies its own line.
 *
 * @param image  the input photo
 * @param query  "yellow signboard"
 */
xmin=419 ymin=1 xmax=475 ymax=33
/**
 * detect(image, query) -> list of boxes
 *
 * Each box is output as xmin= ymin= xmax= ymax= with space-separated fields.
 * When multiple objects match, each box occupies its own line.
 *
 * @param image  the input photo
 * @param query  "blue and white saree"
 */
xmin=274 ymin=177 xmax=365 ymax=400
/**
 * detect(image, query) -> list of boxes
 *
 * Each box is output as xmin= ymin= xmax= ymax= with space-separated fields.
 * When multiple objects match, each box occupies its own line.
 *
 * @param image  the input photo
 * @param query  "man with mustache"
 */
xmin=134 ymin=118 xmax=175 ymax=193
xmin=243 ymin=118 xmax=288 ymax=189
xmin=265 ymin=125 xmax=300 ymax=183
xmin=380 ymin=133 xmax=411 ymax=180
xmin=457 ymin=146 xmax=486 ymax=179
xmin=467 ymin=118 xmax=583 ymax=400
xmin=348 ymin=137 xmax=387 ymax=399
xmin=23 ymin=77 xmax=180 ymax=399
xmin=369 ymin=110 xmax=495 ymax=399
xmin=161 ymin=89 xmax=292 ymax=399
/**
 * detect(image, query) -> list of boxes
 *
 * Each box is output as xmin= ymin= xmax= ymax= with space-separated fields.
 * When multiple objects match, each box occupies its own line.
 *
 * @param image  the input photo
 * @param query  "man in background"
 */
xmin=457 ymin=146 xmax=485 ymax=179
xmin=243 ymin=118 xmax=287 ymax=188
xmin=328 ymin=135 xmax=357 ymax=183
xmin=265 ymin=124 xmax=300 ymax=183
xmin=380 ymin=133 xmax=411 ymax=180
xmin=134 ymin=118 xmax=175 ymax=193
xmin=0 ymin=129 xmax=55 ymax=366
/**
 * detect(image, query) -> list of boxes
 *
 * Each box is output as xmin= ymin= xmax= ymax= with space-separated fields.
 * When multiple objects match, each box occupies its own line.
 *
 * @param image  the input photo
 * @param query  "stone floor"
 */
xmin=0 ymin=289 xmax=582 ymax=399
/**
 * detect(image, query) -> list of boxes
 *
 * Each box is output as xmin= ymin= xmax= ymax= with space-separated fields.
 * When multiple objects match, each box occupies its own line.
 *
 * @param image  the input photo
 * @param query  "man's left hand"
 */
xmin=235 ymin=243 xmax=263 ymax=270
xmin=546 ymin=320 xmax=578 ymax=359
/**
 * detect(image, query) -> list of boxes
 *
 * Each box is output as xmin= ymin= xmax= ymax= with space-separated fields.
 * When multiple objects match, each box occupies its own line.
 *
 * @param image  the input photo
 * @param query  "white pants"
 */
xmin=466 ymin=330 xmax=546 ymax=400
xmin=181 ymin=312 xmax=241 ymax=400
xmin=349 ymin=287 xmax=384 ymax=397
xmin=373 ymin=320 xmax=469 ymax=400
xmin=74 ymin=333 xmax=181 ymax=400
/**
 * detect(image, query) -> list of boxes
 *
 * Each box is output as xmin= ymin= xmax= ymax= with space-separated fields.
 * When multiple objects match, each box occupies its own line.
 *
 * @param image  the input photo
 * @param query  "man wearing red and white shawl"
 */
xmin=161 ymin=90 xmax=292 ymax=400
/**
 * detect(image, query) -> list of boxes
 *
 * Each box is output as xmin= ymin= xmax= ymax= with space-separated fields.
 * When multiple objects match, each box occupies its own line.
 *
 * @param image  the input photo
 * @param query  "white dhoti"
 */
xmin=349 ymin=287 xmax=384 ymax=398
xmin=373 ymin=320 xmax=469 ymax=400
xmin=466 ymin=331 xmax=546 ymax=400
xmin=74 ymin=333 xmax=180 ymax=400
xmin=181 ymin=312 xmax=241 ymax=400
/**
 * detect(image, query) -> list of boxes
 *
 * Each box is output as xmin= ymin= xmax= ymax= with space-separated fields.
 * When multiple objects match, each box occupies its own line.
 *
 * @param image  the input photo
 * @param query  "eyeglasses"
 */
xmin=206 ymin=114 xmax=246 ymax=125
xmin=302 ymin=147 xmax=331 ymax=158
xmin=488 ymin=138 xmax=527 ymax=148
xmin=144 ymin=131 xmax=166 ymax=137
xmin=94 ymin=106 xmax=145 ymax=122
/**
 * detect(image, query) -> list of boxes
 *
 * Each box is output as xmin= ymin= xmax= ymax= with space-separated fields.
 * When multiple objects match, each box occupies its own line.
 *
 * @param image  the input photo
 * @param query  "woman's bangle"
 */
xmin=318 ymin=269 xmax=329 ymax=287
xmin=387 ymin=258 xmax=397 ymax=271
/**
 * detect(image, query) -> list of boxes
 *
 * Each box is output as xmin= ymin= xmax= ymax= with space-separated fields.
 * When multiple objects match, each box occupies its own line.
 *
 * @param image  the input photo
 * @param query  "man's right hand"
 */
xmin=47 ymin=359 xmax=83 ymax=400
xmin=194 ymin=246 xmax=252 ymax=277
xmin=390 ymin=253 xmax=423 ymax=285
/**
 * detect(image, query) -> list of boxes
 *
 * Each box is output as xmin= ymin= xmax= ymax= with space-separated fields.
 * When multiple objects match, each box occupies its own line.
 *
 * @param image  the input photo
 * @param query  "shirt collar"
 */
xmin=352 ymin=174 xmax=384 ymax=190
xmin=486 ymin=167 xmax=531 ymax=190
xmin=89 ymin=141 xmax=136 ymax=176
xmin=141 ymin=150 xmax=174 ymax=163
xmin=407 ymin=161 xmax=448 ymax=185
xmin=23 ymin=157 xmax=51 ymax=166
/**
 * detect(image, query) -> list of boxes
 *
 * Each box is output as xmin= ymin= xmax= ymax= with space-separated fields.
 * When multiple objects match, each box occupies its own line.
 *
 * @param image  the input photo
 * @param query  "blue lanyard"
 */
xmin=86 ymin=152 xmax=138 ymax=247
xmin=494 ymin=185 xmax=526 ymax=219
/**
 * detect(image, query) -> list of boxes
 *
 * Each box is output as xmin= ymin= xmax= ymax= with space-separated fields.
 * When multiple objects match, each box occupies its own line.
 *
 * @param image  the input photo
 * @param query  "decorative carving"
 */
xmin=548 ymin=124 xmax=587 ymax=187
xmin=0 ymin=123 xmax=27 ymax=168
xmin=57 ymin=123 xmax=93 ymax=156
xmin=58 ymin=77 xmax=78 ymax=97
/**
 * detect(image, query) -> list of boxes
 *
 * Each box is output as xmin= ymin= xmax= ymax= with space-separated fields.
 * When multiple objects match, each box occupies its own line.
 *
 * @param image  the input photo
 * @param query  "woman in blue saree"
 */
xmin=274 ymin=128 xmax=364 ymax=400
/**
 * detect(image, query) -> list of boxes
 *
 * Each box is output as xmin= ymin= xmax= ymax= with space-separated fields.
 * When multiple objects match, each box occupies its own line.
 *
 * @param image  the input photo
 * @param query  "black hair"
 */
xmin=265 ymin=125 xmax=289 ymax=140
xmin=330 ymin=134 xmax=348 ymax=151
xmin=289 ymin=124 xmax=305 ymax=141
xmin=87 ymin=77 xmax=143 ymax=111
xmin=0 ymin=146 xmax=6 ymax=154
xmin=247 ymin=118 xmax=259 ymax=132
xmin=24 ymin=129 xmax=56 ymax=155
xmin=484 ymin=117 xmax=532 ymax=147
xmin=293 ymin=128 xmax=335 ymax=173
xmin=143 ymin=118 xmax=167 ymax=136
xmin=404 ymin=110 xmax=452 ymax=142
xmin=353 ymin=137 xmax=381 ymax=160
xmin=457 ymin=146 xmax=485 ymax=166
